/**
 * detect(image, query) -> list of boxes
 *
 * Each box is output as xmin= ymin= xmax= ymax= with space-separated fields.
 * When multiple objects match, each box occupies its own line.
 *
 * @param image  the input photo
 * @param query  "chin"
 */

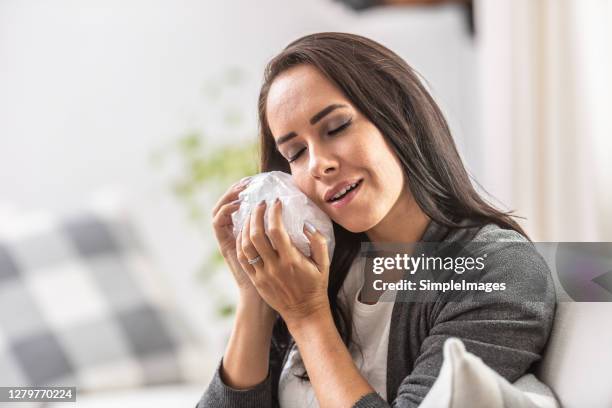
xmin=336 ymin=216 xmax=379 ymax=234
xmin=328 ymin=202 xmax=385 ymax=234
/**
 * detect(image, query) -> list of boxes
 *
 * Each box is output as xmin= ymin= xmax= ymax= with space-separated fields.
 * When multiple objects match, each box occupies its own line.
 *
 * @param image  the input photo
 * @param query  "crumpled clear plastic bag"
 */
xmin=231 ymin=171 xmax=335 ymax=260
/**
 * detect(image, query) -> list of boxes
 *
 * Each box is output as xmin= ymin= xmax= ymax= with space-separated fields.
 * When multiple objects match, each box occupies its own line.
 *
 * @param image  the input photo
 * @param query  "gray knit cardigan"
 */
xmin=196 ymin=220 xmax=556 ymax=407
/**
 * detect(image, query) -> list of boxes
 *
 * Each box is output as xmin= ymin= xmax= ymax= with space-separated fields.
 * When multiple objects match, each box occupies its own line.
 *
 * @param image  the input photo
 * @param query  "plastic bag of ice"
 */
xmin=231 ymin=171 xmax=335 ymax=260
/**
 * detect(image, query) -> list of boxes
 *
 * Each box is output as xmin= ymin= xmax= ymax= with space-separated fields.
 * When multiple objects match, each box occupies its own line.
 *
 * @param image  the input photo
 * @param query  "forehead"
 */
xmin=266 ymin=65 xmax=349 ymax=135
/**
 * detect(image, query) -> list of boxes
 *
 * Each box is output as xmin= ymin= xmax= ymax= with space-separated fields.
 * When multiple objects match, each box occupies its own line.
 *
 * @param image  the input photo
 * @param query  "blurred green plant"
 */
xmin=150 ymin=68 xmax=258 ymax=318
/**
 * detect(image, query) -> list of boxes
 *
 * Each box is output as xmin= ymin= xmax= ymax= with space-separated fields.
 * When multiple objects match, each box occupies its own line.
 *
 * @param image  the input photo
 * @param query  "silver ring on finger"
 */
xmin=247 ymin=255 xmax=262 ymax=265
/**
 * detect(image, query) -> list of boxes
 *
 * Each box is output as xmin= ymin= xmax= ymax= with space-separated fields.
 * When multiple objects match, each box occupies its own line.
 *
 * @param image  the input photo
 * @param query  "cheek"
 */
xmin=345 ymin=123 xmax=390 ymax=169
xmin=292 ymin=176 xmax=316 ymax=201
xmin=351 ymin=143 xmax=388 ymax=179
xmin=336 ymin=135 xmax=371 ymax=167
xmin=363 ymin=138 xmax=405 ymax=199
xmin=379 ymin=152 xmax=405 ymax=195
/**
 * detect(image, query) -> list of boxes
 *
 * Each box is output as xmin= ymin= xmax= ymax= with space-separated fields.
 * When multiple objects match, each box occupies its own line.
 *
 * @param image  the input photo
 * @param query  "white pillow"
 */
xmin=420 ymin=338 xmax=559 ymax=408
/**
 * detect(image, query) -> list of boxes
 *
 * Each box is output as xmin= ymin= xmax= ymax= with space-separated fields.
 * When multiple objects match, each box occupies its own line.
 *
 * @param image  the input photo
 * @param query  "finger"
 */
xmin=241 ymin=211 xmax=264 ymax=270
xmin=212 ymin=199 xmax=242 ymax=229
xmin=211 ymin=177 xmax=252 ymax=217
xmin=249 ymin=200 xmax=278 ymax=262
xmin=267 ymin=198 xmax=294 ymax=255
xmin=236 ymin=225 xmax=257 ymax=278
xmin=303 ymin=221 xmax=330 ymax=275
xmin=211 ymin=178 xmax=250 ymax=216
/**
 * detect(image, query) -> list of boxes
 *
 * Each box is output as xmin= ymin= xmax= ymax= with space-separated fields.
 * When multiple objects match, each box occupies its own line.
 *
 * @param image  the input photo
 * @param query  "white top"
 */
xmin=278 ymin=257 xmax=397 ymax=407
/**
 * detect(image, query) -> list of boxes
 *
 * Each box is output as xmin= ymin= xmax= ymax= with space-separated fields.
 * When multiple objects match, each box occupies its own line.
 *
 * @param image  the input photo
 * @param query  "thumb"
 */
xmin=303 ymin=221 xmax=330 ymax=275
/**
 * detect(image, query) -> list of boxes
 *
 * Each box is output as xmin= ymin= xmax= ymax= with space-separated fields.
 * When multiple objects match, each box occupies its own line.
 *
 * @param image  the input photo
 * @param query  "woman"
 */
xmin=198 ymin=32 xmax=555 ymax=407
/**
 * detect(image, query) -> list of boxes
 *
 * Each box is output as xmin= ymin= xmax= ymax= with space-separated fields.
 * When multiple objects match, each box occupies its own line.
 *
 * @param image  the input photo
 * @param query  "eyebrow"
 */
xmin=276 ymin=103 xmax=348 ymax=146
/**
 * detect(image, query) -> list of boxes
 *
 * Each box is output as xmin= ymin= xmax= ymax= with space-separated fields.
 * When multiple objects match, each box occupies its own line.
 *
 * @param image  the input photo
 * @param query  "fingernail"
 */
xmin=239 ymin=176 xmax=253 ymax=185
xmin=230 ymin=199 xmax=241 ymax=205
xmin=274 ymin=198 xmax=281 ymax=205
xmin=258 ymin=199 xmax=266 ymax=207
xmin=304 ymin=221 xmax=316 ymax=234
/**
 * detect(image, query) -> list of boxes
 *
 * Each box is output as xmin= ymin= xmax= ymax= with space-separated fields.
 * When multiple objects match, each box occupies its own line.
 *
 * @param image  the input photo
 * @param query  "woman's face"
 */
xmin=266 ymin=64 xmax=408 ymax=233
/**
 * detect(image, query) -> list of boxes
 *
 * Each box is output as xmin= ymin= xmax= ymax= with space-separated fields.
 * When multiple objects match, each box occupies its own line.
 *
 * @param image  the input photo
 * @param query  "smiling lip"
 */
xmin=327 ymin=179 xmax=363 ymax=209
xmin=324 ymin=178 xmax=363 ymax=202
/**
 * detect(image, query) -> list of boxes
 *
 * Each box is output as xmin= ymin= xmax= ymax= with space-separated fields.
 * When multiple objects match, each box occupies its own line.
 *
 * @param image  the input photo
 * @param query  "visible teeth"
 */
xmin=331 ymin=182 xmax=359 ymax=200
xmin=332 ymin=188 xmax=347 ymax=199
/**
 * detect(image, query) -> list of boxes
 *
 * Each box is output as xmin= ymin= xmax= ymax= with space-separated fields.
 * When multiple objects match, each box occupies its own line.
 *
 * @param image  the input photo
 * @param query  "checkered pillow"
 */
xmin=0 ymin=206 xmax=202 ymax=391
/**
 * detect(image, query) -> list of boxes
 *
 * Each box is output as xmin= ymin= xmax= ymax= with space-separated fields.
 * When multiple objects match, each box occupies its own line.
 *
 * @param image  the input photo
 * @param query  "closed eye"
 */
xmin=328 ymin=119 xmax=352 ymax=136
xmin=288 ymin=119 xmax=353 ymax=163
xmin=288 ymin=148 xmax=306 ymax=163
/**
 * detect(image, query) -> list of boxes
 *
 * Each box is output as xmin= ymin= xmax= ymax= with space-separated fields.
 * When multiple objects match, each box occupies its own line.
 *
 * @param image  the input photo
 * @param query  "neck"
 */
xmin=365 ymin=188 xmax=430 ymax=243
xmin=360 ymin=189 xmax=431 ymax=305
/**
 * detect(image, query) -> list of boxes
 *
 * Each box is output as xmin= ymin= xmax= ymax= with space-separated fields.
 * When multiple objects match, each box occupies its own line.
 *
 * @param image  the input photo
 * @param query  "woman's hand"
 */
xmin=211 ymin=177 xmax=270 ymax=302
xmin=236 ymin=198 xmax=331 ymax=326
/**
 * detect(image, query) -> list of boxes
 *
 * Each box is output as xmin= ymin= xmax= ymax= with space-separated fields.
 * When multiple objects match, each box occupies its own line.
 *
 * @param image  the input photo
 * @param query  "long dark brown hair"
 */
xmin=257 ymin=32 xmax=526 ymax=381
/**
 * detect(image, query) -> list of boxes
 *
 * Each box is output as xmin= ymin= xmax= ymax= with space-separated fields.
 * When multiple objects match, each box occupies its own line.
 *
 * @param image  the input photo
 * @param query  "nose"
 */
xmin=307 ymin=143 xmax=338 ymax=179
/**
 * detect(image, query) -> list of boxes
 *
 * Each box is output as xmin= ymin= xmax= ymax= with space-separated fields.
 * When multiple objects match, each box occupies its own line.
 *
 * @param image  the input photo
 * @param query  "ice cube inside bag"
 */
xmin=231 ymin=171 xmax=335 ymax=260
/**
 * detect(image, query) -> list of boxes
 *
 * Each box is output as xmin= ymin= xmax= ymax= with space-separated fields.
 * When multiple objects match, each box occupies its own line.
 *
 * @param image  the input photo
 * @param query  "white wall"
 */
xmin=475 ymin=0 xmax=612 ymax=240
xmin=0 ymin=0 xmax=477 ymax=357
